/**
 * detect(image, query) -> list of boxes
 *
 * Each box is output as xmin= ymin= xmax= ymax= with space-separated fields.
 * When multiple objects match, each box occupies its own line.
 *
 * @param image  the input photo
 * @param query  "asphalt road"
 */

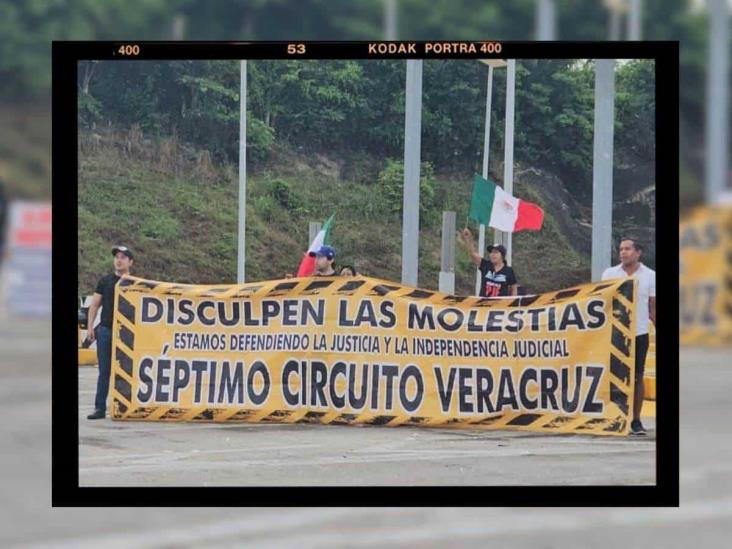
xmin=77 ymin=364 xmax=655 ymax=486
xmin=1 ymin=315 xmax=730 ymax=548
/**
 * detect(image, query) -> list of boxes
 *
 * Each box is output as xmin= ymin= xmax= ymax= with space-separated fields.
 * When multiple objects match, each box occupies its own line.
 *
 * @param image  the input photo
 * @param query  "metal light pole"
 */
xmin=591 ymin=59 xmax=616 ymax=281
xmin=627 ymin=0 xmax=642 ymax=40
xmin=706 ymin=0 xmax=730 ymax=204
xmin=401 ymin=59 xmax=423 ymax=287
xmin=171 ymin=14 xmax=186 ymax=40
xmin=439 ymin=211 xmax=456 ymax=293
xmin=535 ymin=0 xmax=557 ymax=41
xmin=606 ymin=0 xmax=623 ymax=40
xmin=237 ymin=60 xmax=247 ymax=283
xmin=308 ymin=221 xmax=322 ymax=245
xmin=384 ymin=0 xmax=397 ymax=40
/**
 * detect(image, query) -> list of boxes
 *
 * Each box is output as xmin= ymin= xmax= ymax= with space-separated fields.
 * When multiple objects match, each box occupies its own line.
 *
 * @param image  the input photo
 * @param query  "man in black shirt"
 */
xmin=86 ymin=245 xmax=134 ymax=419
xmin=458 ymin=228 xmax=518 ymax=297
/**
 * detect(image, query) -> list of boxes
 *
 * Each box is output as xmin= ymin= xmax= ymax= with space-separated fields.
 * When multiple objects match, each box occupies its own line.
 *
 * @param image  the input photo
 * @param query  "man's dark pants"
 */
xmin=635 ymin=334 xmax=649 ymax=380
xmin=634 ymin=333 xmax=649 ymax=421
xmin=94 ymin=325 xmax=113 ymax=413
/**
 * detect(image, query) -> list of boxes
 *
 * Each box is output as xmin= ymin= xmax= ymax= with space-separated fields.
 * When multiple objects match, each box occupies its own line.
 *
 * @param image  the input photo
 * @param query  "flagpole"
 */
xmin=502 ymin=59 xmax=516 ymax=265
xmin=237 ymin=60 xmax=247 ymax=283
xmin=476 ymin=64 xmax=494 ymax=296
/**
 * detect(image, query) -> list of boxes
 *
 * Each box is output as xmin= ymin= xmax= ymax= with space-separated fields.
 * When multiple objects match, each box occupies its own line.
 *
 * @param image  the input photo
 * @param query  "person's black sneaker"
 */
xmin=87 ymin=409 xmax=105 ymax=420
xmin=630 ymin=419 xmax=647 ymax=436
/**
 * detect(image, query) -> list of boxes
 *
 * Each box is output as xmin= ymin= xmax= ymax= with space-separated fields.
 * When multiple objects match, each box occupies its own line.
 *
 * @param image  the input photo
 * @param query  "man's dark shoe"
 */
xmin=630 ymin=419 xmax=647 ymax=436
xmin=87 ymin=409 xmax=105 ymax=420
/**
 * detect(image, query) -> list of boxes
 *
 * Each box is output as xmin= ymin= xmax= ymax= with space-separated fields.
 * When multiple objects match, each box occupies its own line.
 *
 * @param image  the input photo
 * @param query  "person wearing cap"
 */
xmin=458 ymin=228 xmax=518 ymax=297
xmin=85 ymin=245 xmax=135 ymax=420
xmin=311 ymin=245 xmax=337 ymax=276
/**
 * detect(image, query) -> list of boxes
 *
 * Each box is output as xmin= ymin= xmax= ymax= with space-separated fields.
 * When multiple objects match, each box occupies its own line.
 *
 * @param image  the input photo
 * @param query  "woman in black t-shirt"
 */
xmin=478 ymin=251 xmax=517 ymax=297
xmin=458 ymin=228 xmax=518 ymax=297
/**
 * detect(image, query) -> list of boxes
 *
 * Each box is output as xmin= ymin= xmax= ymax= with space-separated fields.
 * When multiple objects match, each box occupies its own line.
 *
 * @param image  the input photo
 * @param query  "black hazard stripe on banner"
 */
xmin=404 ymin=416 xmax=429 ymax=425
xmin=471 ymin=415 xmax=504 ymax=425
xmin=542 ymin=416 xmax=574 ymax=429
xmin=114 ymin=376 xmax=132 ymax=402
xmin=297 ymin=411 xmax=327 ymax=423
xmin=612 ymin=297 xmax=631 ymax=329
xmin=610 ymin=382 xmax=629 ymax=415
xmin=126 ymin=407 xmax=157 ymax=419
xmin=119 ymin=324 xmax=135 ymax=350
xmin=588 ymin=282 xmax=615 ymax=294
xmin=506 ymin=413 xmax=543 ymax=426
xmin=196 ymin=288 xmax=232 ymax=297
xmin=301 ymin=280 xmax=336 ymax=294
xmin=115 ymin=347 xmax=133 ymax=377
xmin=404 ymin=289 xmax=434 ymax=300
xmin=611 ymin=326 xmax=631 ymax=356
xmin=232 ymin=411 xmax=258 ymax=420
xmin=267 ymin=281 xmax=299 ymax=296
xmin=368 ymin=415 xmax=397 ymax=425
xmin=160 ymin=408 xmax=188 ymax=420
xmin=119 ymin=278 xmax=135 ymax=288
xmin=508 ymin=294 xmax=540 ymax=307
xmin=117 ymin=294 xmax=136 ymax=324
xmin=336 ymin=280 xmax=366 ymax=294
xmin=475 ymin=297 xmax=510 ymax=307
xmin=548 ymin=288 xmax=581 ymax=302
xmin=193 ymin=409 xmax=215 ymax=420
xmin=261 ymin=410 xmax=295 ymax=422
xmin=113 ymin=373 xmax=132 ymax=403
xmin=231 ymin=286 xmax=264 ymax=298
xmin=575 ymin=418 xmax=609 ymax=430
xmin=156 ymin=287 xmax=186 ymax=296
xmin=444 ymin=417 xmax=472 ymax=425
xmin=610 ymin=353 xmax=631 ymax=384
xmin=329 ymin=413 xmax=358 ymax=425
xmin=618 ymin=279 xmax=634 ymax=303
xmin=369 ymin=284 xmax=400 ymax=296
xmin=603 ymin=419 xmax=626 ymax=432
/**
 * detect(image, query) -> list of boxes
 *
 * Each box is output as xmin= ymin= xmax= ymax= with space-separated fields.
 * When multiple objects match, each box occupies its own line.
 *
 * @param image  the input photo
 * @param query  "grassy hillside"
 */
xmin=0 ymin=103 xmax=51 ymax=199
xmin=78 ymin=129 xmax=590 ymax=297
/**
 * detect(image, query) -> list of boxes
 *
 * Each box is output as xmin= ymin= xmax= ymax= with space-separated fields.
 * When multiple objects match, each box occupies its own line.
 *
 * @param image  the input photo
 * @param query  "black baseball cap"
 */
xmin=112 ymin=245 xmax=134 ymax=259
xmin=487 ymin=244 xmax=507 ymax=259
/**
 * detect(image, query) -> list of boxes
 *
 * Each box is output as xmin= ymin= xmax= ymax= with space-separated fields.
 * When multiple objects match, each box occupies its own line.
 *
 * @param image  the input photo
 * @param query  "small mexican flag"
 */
xmin=468 ymin=174 xmax=544 ymax=232
xmin=296 ymin=214 xmax=335 ymax=277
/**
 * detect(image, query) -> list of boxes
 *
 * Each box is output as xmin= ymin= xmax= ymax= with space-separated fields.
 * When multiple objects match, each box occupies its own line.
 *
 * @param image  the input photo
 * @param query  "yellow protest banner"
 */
xmin=110 ymin=275 xmax=636 ymax=435
xmin=679 ymin=205 xmax=732 ymax=346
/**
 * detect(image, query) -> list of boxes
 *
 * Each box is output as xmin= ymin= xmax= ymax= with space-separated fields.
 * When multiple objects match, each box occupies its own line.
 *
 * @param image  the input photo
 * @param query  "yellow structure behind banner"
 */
xmin=679 ymin=205 xmax=732 ymax=346
xmin=110 ymin=275 xmax=636 ymax=436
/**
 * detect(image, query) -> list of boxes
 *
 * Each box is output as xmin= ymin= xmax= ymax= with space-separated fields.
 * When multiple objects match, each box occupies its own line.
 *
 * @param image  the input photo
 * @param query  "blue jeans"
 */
xmin=94 ymin=325 xmax=112 ymax=413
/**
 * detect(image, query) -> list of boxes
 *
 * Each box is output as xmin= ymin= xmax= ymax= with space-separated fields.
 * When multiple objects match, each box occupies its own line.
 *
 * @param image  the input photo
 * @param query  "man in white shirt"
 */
xmin=602 ymin=237 xmax=656 ymax=436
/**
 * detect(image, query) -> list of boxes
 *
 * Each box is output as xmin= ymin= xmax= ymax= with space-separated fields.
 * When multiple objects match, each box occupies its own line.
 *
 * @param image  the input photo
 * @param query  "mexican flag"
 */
xmin=469 ymin=174 xmax=544 ymax=232
xmin=296 ymin=214 xmax=335 ymax=277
